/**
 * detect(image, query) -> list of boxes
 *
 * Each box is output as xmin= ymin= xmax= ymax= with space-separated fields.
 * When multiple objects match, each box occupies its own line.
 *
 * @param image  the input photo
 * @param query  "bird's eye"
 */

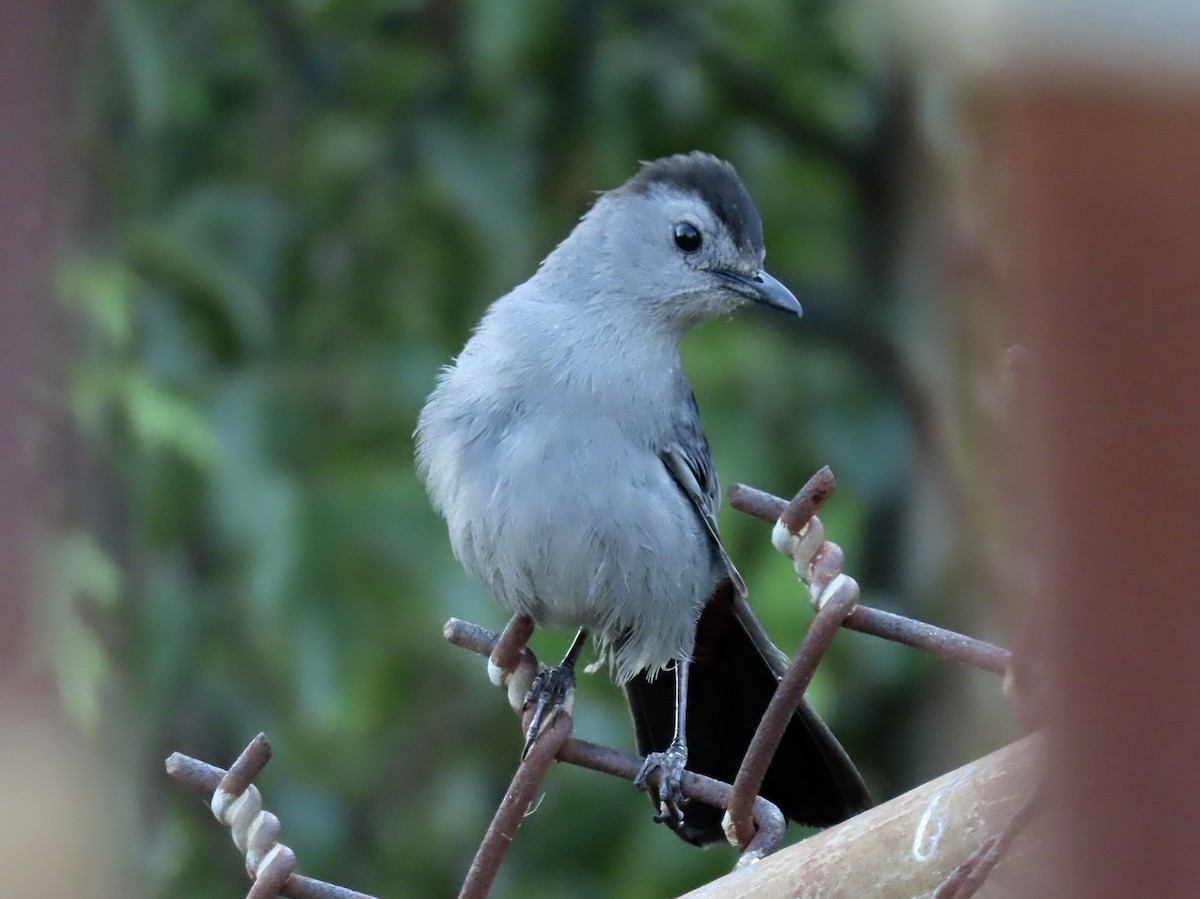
xmin=673 ymin=222 xmax=702 ymax=253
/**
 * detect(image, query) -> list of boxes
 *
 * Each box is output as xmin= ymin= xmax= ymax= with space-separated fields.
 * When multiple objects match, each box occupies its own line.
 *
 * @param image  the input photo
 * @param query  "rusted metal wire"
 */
xmin=845 ymin=606 xmax=1010 ymax=675
xmin=558 ymin=738 xmax=786 ymax=865
xmin=724 ymin=469 xmax=860 ymax=849
xmin=444 ymin=616 xmax=787 ymax=865
xmin=725 ymin=577 xmax=859 ymax=850
xmin=460 ymin=711 xmax=573 ymax=899
xmin=778 ymin=465 xmax=838 ymax=534
xmin=728 ymin=479 xmax=1012 ymax=675
xmin=165 ymin=736 xmax=377 ymax=899
xmin=484 ymin=613 xmax=539 ymax=715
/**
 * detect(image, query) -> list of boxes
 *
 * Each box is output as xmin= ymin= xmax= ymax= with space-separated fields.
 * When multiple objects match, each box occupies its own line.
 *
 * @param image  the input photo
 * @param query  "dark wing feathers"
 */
xmin=659 ymin=391 xmax=746 ymax=597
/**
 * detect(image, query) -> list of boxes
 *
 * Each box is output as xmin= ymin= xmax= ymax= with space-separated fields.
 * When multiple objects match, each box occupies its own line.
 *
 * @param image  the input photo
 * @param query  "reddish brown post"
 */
xmin=995 ymin=64 xmax=1200 ymax=899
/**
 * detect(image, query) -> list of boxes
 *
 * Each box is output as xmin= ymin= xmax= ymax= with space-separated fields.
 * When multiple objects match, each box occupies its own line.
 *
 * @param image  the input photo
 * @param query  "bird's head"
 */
xmin=546 ymin=152 xmax=801 ymax=333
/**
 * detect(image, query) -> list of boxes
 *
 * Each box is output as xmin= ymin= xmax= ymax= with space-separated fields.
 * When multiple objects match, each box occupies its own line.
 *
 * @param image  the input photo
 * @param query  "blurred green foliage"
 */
xmin=57 ymin=0 xmax=983 ymax=895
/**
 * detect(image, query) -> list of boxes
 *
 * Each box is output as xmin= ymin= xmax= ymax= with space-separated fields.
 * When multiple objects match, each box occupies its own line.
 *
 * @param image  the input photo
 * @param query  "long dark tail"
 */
xmin=623 ymin=579 xmax=871 ymax=845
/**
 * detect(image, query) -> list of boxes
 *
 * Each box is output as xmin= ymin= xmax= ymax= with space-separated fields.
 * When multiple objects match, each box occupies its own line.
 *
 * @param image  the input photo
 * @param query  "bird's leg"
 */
xmin=634 ymin=658 xmax=690 ymax=824
xmin=522 ymin=628 xmax=587 ymax=758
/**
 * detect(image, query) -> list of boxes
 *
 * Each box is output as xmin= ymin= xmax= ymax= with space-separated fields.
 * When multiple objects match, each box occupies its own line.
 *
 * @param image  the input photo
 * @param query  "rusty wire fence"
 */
xmin=167 ymin=467 xmax=1034 ymax=899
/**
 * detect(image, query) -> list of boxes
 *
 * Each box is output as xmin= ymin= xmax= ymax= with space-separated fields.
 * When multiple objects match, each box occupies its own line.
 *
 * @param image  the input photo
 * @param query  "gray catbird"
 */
xmin=416 ymin=152 xmax=869 ymax=844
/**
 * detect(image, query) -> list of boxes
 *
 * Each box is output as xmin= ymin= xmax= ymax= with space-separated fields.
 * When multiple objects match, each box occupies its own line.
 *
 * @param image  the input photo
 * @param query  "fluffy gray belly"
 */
xmin=442 ymin=414 xmax=719 ymax=683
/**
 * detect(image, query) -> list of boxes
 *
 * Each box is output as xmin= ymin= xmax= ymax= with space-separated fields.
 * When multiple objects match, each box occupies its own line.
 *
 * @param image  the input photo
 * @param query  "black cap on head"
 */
xmin=625 ymin=152 xmax=765 ymax=257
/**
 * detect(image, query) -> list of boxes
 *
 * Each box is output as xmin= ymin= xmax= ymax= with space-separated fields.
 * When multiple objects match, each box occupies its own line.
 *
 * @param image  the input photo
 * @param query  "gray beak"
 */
xmin=713 ymin=268 xmax=802 ymax=317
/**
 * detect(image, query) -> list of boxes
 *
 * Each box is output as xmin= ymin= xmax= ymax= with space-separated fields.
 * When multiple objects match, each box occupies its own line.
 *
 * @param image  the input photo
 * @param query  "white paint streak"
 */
xmin=911 ymin=764 xmax=975 ymax=862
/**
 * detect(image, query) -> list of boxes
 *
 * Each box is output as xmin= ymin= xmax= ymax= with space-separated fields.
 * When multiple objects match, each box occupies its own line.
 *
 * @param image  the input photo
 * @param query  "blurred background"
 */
xmin=2 ymin=1 xmax=1028 ymax=896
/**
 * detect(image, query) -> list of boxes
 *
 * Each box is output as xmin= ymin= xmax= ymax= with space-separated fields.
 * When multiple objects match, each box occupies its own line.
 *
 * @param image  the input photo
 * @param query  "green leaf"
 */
xmin=57 ymin=258 xmax=140 ymax=349
xmin=119 ymin=370 xmax=218 ymax=468
xmin=35 ymin=531 xmax=123 ymax=731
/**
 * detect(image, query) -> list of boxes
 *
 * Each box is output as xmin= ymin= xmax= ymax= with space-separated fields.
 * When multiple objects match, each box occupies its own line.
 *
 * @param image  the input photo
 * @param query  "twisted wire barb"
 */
xmin=165 ymin=735 xmax=376 ymax=899
xmin=485 ymin=613 xmax=539 ymax=716
xmin=729 ymin=474 xmax=1012 ymax=675
xmin=724 ymin=468 xmax=861 ymax=849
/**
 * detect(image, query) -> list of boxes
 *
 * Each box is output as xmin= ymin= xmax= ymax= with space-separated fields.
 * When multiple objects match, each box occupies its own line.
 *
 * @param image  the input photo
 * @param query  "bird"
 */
xmin=415 ymin=151 xmax=870 ymax=844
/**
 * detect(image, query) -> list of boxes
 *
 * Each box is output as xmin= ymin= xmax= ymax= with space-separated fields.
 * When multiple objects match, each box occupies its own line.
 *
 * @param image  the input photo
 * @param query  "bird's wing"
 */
xmin=659 ymin=392 xmax=747 ymax=597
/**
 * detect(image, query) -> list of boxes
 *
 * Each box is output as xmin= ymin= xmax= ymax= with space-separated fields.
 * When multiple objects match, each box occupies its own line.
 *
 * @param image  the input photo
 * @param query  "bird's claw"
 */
xmin=521 ymin=663 xmax=576 ymax=758
xmin=635 ymin=742 xmax=689 ymax=824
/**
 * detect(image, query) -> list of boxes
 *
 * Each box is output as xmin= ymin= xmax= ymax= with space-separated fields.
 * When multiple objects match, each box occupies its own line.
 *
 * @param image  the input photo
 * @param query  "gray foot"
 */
xmin=635 ymin=741 xmax=689 ymax=824
xmin=521 ymin=664 xmax=575 ymax=757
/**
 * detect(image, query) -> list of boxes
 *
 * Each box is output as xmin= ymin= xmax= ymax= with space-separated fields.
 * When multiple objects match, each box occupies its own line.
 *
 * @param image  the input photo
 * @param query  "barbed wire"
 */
xmin=165 ymin=735 xmax=377 ymax=899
